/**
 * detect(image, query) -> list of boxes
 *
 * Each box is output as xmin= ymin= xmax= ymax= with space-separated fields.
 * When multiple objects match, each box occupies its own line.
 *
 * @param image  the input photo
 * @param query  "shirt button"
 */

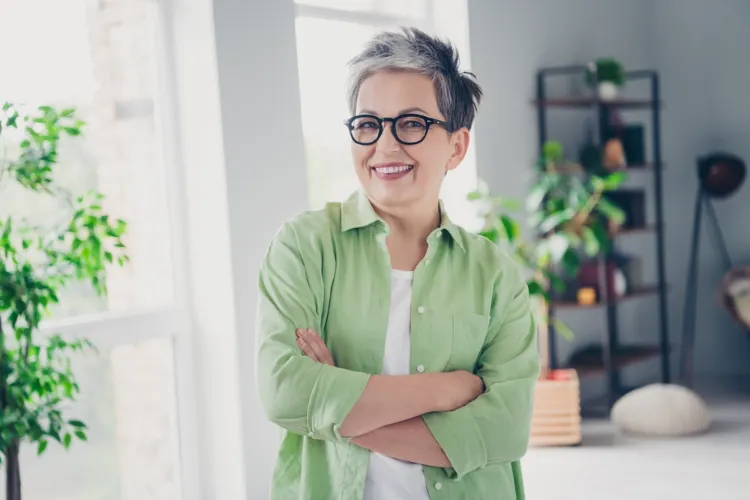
xmin=416 ymin=365 xmax=425 ymax=373
xmin=435 ymin=482 xmax=443 ymax=490
xmin=424 ymin=259 xmax=430 ymax=266
xmin=417 ymin=306 xmax=425 ymax=314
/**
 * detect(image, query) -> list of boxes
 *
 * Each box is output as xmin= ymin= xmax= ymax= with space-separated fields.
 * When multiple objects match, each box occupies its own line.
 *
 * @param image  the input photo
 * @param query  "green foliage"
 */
xmin=0 ymin=102 xmax=129 ymax=469
xmin=586 ymin=58 xmax=626 ymax=87
xmin=469 ymin=140 xmax=627 ymax=335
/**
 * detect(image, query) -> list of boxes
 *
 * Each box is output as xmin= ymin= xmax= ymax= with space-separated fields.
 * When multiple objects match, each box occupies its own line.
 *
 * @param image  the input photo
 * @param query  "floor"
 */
xmin=522 ymin=384 xmax=750 ymax=500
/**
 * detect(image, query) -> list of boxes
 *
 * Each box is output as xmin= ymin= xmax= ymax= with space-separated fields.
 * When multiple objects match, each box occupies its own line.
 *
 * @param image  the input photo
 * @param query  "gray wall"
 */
xmin=648 ymin=0 xmax=750 ymax=378
xmin=468 ymin=0 xmax=750 ymax=383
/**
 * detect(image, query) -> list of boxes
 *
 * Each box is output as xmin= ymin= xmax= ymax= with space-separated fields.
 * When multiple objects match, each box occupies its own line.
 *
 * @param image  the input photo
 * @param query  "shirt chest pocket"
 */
xmin=419 ymin=311 xmax=490 ymax=373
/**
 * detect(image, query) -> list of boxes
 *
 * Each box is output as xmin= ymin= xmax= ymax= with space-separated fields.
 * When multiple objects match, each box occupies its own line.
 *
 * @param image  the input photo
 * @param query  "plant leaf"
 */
xmin=499 ymin=214 xmax=520 ymax=242
xmin=596 ymin=198 xmax=626 ymax=225
xmin=527 ymin=279 xmax=546 ymax=298
xmin=550 ymin=318 xmax=575 ymax=341
xmin=603 ymin=171 xmax=627 ymax=190
xmin=526 ymin=178 xmax=552 ymax=211
xmin=582 ymin=226 xmax=600 ymax=256
xmin=561 ymin=248 xmax=581 ymax=276
xmin=479 ymin=226 xmax=500 ymax=244
xmin=546 ymin=233 xmax=569 ymax=262
xmin=538 ymin=208 xmax=576 ymax=233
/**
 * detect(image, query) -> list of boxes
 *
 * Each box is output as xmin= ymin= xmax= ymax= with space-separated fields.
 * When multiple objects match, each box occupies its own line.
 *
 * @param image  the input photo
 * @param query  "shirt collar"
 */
xmin=340 ymin=189 xmax=465 ymax=251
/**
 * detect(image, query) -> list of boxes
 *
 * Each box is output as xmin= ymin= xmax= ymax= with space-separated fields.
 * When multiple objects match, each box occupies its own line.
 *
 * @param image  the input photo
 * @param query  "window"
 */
xmin=0 ymin=0 xmax=175 ymax=319
xmin=294 ymin=16 xmax=383 ymax=209
xmin=16 ymin=336 xmax=182 ymax=500
xmin=294 ymin=0 xmax=479 ymax=229
xmin=0 ymin=1 xmax=193 ymax=498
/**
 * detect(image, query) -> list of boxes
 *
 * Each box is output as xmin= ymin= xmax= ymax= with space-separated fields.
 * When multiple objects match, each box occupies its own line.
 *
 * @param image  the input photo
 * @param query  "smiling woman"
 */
xmin=293 ymin=1 xmax=480 ymax=230
xmin=255 ymin=26 xmax=540 ymax=500
xmin=347 ymin=69 xmax=472 ymax=219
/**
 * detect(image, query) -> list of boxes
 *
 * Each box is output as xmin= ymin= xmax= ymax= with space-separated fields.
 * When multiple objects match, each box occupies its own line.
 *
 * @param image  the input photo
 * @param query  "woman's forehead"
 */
xmin=356 ymin=71 xmax=440 ymax=116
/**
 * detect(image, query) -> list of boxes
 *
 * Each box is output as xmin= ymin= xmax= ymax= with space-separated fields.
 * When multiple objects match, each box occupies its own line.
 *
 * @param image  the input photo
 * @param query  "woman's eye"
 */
xmin=356 ymin=121 xmax=378 ymax=129
xmin=404 ymin=120 xmax=425 ymax=128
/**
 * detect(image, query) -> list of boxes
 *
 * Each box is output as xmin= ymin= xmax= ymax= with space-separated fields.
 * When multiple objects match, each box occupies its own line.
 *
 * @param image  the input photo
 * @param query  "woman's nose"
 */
xmin=374 ymin=123 xmax=402 ymax=153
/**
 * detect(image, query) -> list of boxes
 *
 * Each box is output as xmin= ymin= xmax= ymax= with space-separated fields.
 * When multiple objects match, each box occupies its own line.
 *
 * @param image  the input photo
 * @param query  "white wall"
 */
xmin=467 ymin=0 xmax=750 ymax=383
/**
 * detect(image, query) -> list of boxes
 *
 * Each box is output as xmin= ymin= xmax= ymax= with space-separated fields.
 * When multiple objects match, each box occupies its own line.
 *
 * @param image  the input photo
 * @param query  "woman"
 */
xmin=256 ymin=27 xmax=540 ymax=500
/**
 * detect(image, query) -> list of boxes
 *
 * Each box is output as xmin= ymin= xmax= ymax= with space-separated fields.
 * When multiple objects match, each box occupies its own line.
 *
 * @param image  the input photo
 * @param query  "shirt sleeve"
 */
xmin=255 ymin=221 xmax=371 ymax=442
xmin=422 ymin=262 xmax=540 ymax=479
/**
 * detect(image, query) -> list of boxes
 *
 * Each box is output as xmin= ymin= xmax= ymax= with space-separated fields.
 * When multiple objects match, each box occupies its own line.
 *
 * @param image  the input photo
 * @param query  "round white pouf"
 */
xmin=611 ymin=384 xmax=712 ymax=436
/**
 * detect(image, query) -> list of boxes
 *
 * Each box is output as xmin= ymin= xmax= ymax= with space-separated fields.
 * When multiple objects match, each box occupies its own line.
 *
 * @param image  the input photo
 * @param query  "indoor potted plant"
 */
xmin=468 ymin=140 xmax=626 ymax=445
xmin=586 ymin=58 xmax=626 ymax=101
xmin=0 ymin=102 xmax=129 ymax=500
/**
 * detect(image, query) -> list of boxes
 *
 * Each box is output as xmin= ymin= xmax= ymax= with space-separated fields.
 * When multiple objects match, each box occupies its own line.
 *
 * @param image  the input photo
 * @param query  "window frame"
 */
xmin=294 ymin=2 xmax=435 ymax=28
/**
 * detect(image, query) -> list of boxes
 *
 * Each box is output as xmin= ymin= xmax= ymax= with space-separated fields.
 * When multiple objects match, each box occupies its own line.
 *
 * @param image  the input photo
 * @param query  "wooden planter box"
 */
xmin=530 ymin=369 xmax=582 ymax=447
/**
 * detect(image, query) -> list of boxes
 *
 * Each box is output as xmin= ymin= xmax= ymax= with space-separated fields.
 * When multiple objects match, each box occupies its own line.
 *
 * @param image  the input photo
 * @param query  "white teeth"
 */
xmin=374 ymin=165 xmax=413 ymax=174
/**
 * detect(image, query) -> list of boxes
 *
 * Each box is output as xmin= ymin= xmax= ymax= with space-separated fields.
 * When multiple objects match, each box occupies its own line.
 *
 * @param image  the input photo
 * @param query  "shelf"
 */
xmin=624 ymin=163 xmax=667 ymax=171
xmin=566 ymin=344 xmax=663 ymax=376
xmin=615 ymin=224 xmax=659 ymax=236
xmin=536 ymin=65 xmax=671 ymax=412
xmin=546 ymin=163 xmax=665 ymax=175
xmin=551 ymin=285 xmax=662 ymax=309
xmin=533 ymin=97 xmax=661 ymax=109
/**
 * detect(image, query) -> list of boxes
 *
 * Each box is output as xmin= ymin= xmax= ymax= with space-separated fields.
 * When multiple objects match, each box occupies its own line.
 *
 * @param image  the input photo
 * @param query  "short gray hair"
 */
xmin=346 ymin=27 xmax=483 ymax=131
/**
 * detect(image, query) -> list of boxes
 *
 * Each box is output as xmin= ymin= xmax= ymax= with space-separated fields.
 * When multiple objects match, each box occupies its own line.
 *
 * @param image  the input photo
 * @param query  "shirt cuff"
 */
xmin=307 ymin=363 xmax=371 ymax=441
xmin=423 ymin=406 xmax=487 ymax=479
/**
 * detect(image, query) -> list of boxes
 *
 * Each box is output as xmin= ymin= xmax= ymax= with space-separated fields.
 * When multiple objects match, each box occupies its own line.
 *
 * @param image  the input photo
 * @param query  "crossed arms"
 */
xmin=295 ymin=326 xmax=481 ymax=467
xmin=255 ymin=223 xmax=540 ymax=478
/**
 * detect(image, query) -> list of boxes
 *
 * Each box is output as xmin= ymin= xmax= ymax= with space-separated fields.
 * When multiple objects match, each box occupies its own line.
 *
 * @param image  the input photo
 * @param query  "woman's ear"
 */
xmin=445 ymin=128 xmax=470 ymax=172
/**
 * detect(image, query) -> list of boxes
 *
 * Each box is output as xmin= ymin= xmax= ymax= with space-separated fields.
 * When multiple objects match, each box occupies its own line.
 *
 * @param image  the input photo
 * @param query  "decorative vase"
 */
xmin=597 ymin=81 xmax=619 ymax=101
xmin=531 ymin=369 xmax=582 ymax=446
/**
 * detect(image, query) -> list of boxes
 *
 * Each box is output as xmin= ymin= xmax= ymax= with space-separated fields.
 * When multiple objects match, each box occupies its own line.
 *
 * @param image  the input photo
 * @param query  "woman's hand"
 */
xmin=296 ymin=328 xmax=335 ymax=366
xmin=435 ymin=370 xmax=485 ymax=412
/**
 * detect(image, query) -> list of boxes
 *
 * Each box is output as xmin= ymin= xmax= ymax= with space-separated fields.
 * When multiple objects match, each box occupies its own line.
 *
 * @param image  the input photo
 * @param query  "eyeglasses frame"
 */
xmin=344 ymin=113 xmax=453 ymax=146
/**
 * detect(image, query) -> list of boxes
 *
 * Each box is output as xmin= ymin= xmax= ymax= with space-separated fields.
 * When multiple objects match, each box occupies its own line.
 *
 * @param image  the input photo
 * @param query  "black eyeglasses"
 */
xmin=344 ymin=113 xmax=453 ymax=146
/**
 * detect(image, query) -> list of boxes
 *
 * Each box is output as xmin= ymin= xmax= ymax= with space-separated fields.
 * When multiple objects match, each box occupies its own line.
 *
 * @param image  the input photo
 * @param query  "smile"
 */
xmin=372 ymin=164 xmax=414 ymax=174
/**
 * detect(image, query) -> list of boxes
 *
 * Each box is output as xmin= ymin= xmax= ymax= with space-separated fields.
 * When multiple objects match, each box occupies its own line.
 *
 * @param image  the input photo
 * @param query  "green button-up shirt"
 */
xmin=255 ymin=189 xmax=540 ymax=500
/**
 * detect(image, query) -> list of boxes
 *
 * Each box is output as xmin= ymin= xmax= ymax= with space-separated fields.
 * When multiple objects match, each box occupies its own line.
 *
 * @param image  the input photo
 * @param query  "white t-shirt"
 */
xmin=362 ymin=269 xmax=430 ymax=500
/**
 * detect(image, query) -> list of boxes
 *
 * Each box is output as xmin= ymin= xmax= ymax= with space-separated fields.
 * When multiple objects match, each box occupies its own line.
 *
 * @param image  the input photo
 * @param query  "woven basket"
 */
xmin=719 ymin=266 xmax=750 ymax=331
xmin=530 ymin=370 xmax=582 ymax=447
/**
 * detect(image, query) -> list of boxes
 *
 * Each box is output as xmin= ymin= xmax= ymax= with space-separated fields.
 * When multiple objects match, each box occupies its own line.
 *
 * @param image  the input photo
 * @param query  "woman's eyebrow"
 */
xmin=356 ymin=107 xmax=431 ymax=116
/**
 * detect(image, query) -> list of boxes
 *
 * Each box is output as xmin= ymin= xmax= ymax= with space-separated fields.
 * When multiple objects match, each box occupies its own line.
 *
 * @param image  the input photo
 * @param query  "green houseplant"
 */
xmin=468 ymin=140 xmax=627 ymax=354
xmin=0 ymin=102 xmax=129 ymax=500
xmin=586 ymin=58 xmax=626 ymax=100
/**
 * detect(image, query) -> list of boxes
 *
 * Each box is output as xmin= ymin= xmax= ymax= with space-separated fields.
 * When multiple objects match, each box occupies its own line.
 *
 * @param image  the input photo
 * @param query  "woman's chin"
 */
xmin=366 ymin=185 xmax=419 ymax=209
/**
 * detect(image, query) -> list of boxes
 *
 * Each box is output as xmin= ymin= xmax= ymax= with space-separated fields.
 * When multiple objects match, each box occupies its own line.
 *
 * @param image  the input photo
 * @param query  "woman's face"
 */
xmin=351 ymin=70 xmax=469 ymax=212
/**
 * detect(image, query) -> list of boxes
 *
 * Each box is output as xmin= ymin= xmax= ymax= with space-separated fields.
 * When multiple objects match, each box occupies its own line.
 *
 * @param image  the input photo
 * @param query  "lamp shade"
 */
xmin=697 ymin=152 xmax=746 ymax=198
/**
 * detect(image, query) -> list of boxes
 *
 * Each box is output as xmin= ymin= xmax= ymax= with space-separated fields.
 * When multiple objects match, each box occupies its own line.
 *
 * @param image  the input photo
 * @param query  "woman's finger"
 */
xmin=296 ymin=333 xmax=320 ymax=362
xmin=304 ymin=329 xmax=335 ymax=366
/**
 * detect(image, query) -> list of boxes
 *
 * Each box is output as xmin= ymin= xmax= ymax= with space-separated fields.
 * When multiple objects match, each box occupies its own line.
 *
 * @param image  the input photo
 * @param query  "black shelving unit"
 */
xmin=534 ymin=65 xmax=671 ymax=416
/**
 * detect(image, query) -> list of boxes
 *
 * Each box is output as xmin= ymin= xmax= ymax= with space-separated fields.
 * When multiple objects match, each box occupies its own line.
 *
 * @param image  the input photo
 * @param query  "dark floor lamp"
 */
xmin=680 ymin=152 xmax=746 ymax=387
